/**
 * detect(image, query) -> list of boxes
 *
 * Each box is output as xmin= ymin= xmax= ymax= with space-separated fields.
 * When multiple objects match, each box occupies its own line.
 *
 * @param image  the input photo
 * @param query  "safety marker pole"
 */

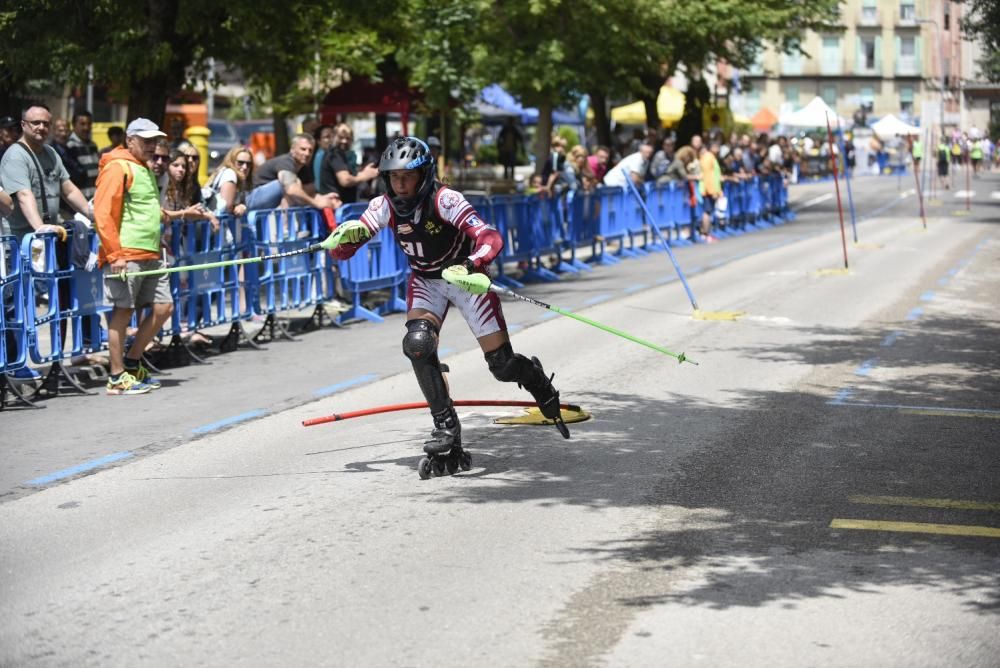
xmin=622 ymin=173 xmax=699 ymax=311
xmin=836 ymin=118 xmax=859 ymax=242
xmin=912 ymin=135 xmax=928 ymax=230
xmin=825 ymin=112 xmax=850 ymax=270
xmin=111 ymin=243 xmax=324 ymax=280
xmin=303 ymin=399 xmax=583 ymax=427
xmin=624 ymin=174 xmax=744 ymax=321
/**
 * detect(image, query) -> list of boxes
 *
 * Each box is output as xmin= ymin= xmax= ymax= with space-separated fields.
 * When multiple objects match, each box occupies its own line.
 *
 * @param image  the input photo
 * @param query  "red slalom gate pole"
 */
xmin=826 ymin=112 xmax=850 ymax=269
xmin=912 ymin=137 xmax=927 ymax=229
xmin=302 ymin=399 xmax=584 ymax=427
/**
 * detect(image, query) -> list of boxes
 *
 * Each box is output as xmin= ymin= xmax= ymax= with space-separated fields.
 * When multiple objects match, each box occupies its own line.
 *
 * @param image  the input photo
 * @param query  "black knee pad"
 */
xmin=404 ymin=319 xmax=450 ymax=414
xmin=402 ymin=318 xmax=438 ymax=361
xmin=485 ymin=342 xmax=534 ymax=384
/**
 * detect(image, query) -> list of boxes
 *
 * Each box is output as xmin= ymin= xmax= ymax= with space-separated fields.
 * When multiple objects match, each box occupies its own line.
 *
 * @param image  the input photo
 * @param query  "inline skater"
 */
xmin=321 ymin=137 xmax=569 ymax=476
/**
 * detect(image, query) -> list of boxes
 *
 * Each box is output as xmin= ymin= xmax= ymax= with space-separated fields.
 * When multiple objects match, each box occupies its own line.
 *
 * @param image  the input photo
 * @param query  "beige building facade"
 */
xmin=741 ymin=0 xmax=994 ymax=133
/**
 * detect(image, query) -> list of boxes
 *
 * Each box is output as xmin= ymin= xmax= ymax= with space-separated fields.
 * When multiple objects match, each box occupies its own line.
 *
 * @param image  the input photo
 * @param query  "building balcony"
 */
xmin=855 ymin=64 xmax=882 ymax=77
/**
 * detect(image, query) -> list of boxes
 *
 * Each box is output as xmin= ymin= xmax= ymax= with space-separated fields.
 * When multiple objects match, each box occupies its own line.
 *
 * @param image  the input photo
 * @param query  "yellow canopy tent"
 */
xmin=601 ymin=86 xmax=685 ymax=127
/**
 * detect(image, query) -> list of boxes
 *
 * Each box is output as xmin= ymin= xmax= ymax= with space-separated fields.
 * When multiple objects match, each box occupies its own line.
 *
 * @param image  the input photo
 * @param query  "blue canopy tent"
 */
xmin=479 ymin=84 xmax=583 ymax=126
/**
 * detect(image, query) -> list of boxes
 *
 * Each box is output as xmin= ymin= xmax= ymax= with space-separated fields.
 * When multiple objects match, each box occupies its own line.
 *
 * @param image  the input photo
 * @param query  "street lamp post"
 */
xmin=916 ymin=17 xmax=945 ymax=201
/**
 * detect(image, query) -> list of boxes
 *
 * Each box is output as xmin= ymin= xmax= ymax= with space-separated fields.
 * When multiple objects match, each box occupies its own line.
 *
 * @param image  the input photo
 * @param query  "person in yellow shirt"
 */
xmin=698 ymin=142 xmax=723 ymax=242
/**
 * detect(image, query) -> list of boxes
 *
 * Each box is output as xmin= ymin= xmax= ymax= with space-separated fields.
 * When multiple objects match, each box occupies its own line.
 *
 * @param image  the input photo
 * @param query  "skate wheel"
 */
xmin=459 ymin=451 xmax=472 ymax=471
xmin=418 ymin=457 xmax=433 ymax=480
xmin=446 ymin=451 xmax=460 ymax=475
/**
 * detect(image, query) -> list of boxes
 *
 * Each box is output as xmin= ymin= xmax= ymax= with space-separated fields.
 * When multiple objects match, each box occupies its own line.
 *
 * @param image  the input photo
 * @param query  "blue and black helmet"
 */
xmin=379 ymin=136 xmax=437 ymax=217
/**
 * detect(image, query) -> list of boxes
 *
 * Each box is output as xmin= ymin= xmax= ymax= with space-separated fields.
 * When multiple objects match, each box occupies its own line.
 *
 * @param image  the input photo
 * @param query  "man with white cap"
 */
xmin=92 ymin=117 xmax=174 ymax=395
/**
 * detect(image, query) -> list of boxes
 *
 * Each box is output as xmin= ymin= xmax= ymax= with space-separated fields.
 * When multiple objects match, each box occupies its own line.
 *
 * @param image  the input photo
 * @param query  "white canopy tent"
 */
xmin=778 ymin=96 xmax=847 ymax=129
xmin=871 ymin=114 xmax=921 ymax=140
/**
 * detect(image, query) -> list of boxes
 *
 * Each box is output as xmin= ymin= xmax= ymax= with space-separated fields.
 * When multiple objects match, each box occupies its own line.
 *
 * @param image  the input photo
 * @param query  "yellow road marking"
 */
xmin=830 ymin=519 xmax=1000 ymax=538
xmin=900 ymin=408 xmax=1000 ymax=420
xmin=692 ymin=309 xmax=745 ymax=321
xmin=849 ymin=495 xmax=1000 ymax=512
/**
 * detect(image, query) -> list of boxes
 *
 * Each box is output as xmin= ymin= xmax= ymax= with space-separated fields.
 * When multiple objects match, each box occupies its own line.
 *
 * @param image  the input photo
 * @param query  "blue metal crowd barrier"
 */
xmin=165 ymin=216 xmax=250 ymax=340
xmin=247 ymin=207 xmax=332 ymax=316
xmin=1 ymin=234 xmax=28 ymax=374
xmin=332 ymin=204 xmax=408 ymax=324
xmin=19 ymin=229 xmax=110 ymax=365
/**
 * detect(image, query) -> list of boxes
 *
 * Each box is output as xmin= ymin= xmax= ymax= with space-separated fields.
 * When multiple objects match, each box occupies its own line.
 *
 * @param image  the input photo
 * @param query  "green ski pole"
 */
xmin=111 ymin=242 xmax=324 ymax=281
xmin=442 ymin=266 xmax=697 ymax=365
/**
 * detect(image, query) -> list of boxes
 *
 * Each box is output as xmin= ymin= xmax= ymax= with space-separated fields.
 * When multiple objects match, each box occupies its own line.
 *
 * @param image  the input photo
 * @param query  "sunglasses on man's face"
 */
xmin=236 ymin=160 xmax=252 ymax=167
xmin=152 ymin=155 xmax=169 ymax=163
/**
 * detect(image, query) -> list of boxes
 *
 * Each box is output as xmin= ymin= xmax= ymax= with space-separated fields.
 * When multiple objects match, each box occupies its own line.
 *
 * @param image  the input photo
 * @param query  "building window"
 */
xmin=746 ymin=89 xmax=761 ymax=114
xmin=900 ymin=2 xmax=915 ymax=22
xmin=862 ymin=37 xmax=877 ymax=70
xmin=900 ymin=86 xmax=914 ymax=115
xmin=786 ymin=85 xmax=800 ymax=106
xmin=822 ymin=85 xmax=838 ymax=107
xmin=899 ymin=36 xmax=917 ymax=74
xmin=862 ymin=0 xmax=877 ymax=22
xmin=821 ymin=37 xmax=841 ymax=74
xmin=860 ymin=86 xmax=875 ymax=109
xmin=749 ymin=51 xmax=765 ymax=76
xmin=782 ymin=40 xmax=803 ymax=75
xmin=943 ymin=8 xmax=950 ymax=30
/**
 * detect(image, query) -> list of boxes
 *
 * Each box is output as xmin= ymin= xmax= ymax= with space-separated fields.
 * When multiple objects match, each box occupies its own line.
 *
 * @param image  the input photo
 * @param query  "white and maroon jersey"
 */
xmin=340 ymin=183 xmax=503 ymax=278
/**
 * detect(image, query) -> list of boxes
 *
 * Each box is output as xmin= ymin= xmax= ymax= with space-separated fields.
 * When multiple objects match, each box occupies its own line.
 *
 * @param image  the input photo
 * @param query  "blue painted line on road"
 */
xmin=313 ymin=373 xmax=379 ymax=398
xmin=193 ymin=409 xmax=266 ymax=434
xmin=937 ymin=277 xmax=950 ymax=286
xmin=829 ymin=388 xmax=853 ymax=405
xmin=859 ymin=193 xmax=910 ymax=221
xmin=880 ymin=331 xmax=903 ymax=347
xmin=538 ymin=311 xmax=560 ymax=321
xmin=854 ymin=359 xmax=878 ymax=377
xmin=654 ymin=276 xmax=677 ymax=285
xmin=584 ymin=294 xmax=612 ymax=306
xmin=688 ymin=266 xmax=703 ymax=274
xmin=26 ymin=451 xmax=133 ymax=486
xmin=947 ymin=267 xmax=959 ymax=276
xmin=831 ymin=401 xmax=1000 ymax=417
xmin=437 ymin=348 xmax=455 ymax=357
xmin=623 ymin=283 xmax=649 ymax=294
xmin=905 ymin=307 xmax=924 ymax=321
xmin=506 ymin=323 xmax=524 ymax=333
xmin=919 ymin=291 xmax=935 ymax=302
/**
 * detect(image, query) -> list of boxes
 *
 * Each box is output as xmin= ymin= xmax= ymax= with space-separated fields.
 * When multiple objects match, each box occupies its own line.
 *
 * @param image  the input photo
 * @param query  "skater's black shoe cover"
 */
xmin=526 ymin=357 xmax=571 ymax=439
xmin=423 ymin=405 xmax=461 ymax=455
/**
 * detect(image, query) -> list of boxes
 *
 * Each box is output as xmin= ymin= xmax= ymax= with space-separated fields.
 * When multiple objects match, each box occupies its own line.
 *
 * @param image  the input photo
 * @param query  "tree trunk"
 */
xmin=127 ymin=73 xmax=172 ymax=127
xmin=642 ymin=96 xmax=659 ymax=135
xmin=126 ymin=0 xmax=185 ymax=126
xmin=272 ymin=105 xmax=290 ymax=156
xmin=533 ymin=101 xmax=554 ymax=176
xmin=589 ymin=90 xmax=612 ymax=149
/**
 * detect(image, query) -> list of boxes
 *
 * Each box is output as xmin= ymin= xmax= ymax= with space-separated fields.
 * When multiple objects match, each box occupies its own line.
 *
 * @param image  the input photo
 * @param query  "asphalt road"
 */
xmin=2 ymin=171 xmax=998 ymax=667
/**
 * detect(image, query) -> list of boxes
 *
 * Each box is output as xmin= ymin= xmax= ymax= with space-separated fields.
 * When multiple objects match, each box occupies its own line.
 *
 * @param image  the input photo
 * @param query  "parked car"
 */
xmin=206 ymin=119 xmax=241 ymax=169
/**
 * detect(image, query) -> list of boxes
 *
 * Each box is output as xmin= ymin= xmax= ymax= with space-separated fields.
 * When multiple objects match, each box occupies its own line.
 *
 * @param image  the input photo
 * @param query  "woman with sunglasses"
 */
xmin=160 ymin=148 xmax=219 ymax=231
xmin=205 ymin=146 xmax=254 ymax=217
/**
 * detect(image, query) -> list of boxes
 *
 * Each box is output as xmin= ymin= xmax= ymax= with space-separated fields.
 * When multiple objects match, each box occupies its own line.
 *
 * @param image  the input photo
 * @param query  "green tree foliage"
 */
xmin=961 ymin=0 xmax=1000 ymax=82
xmin=218 ymin=1 xmax=393 ymax=152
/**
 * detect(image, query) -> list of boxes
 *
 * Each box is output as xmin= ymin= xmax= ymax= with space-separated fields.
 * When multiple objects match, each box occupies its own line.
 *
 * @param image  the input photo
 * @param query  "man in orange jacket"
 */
xmin=93 ymin=118 xmax=173 ymax=395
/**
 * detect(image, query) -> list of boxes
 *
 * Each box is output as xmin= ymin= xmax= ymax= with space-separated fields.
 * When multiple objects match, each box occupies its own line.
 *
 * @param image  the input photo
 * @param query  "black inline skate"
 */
xmin=525 ymin=356 xmax=570 ymax=439
xmin=418 ymin=405 xmax=471 ymax=479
